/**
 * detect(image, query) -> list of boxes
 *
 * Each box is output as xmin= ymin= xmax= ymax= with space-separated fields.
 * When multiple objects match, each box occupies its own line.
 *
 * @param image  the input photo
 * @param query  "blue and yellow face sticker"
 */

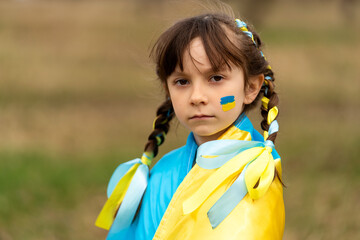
xmin=220 ymin=96 xmax=235 ymax=112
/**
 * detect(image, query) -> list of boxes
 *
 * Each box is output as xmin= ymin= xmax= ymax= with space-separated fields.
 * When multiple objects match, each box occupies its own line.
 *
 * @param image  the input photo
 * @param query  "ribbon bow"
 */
xmin=95 ymin=153 xmax=152 ymax=233
xmin=182 ymin=139 xmax=278 ymax=228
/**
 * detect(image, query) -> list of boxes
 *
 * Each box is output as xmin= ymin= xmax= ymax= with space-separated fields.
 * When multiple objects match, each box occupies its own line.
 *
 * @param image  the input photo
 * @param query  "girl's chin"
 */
xmin=192 ymin=129 xmax=227 ymax=143
xmin=192 ymin=129 xmax=218 ymax=138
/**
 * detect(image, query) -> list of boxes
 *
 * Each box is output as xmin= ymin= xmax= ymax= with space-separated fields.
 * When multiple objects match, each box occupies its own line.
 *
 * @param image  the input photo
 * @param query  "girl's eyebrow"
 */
xmin=215 ymin=64 xmax=231 ymax=72
xmin=170 ymin=65 xmax=229 ymax=78
xmin=170 ymin=71 xmax=188 ymax=78
xmin=170 ymin=71 xmax=183 ymax=76
xmin=204 ymin=66 xmax=229 ymax=75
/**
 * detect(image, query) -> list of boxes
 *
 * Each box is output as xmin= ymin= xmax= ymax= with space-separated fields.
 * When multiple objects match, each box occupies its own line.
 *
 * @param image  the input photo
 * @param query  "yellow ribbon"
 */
xmin=95 ymin=163 xmax=140 ymax=230
xmin=267 ymin=106 xmax=278 ymax=125
xmin=183 ymin=146 xmax=275 ymax=215
xmin=245 ymin=147 xmax=274 ymax=199
xmin=152 ymin=116 xmax=168 ymax=129
xmin=264 ymin=131 xmax=269 ymax=140
xmin=141 ymin=152 xmax=153 ymax=166
xmin=262 ymin=97 xmax=269 ymax=110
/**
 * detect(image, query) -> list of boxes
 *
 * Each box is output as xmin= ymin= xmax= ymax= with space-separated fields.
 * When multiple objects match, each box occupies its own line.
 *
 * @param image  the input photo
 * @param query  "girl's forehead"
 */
xmin=186 ymin=38 xmax=209 ymax=66
xmin=176 ymin=37 xmax=238 ymax=74
xmin=156 ymin=19 xmax=245 ymax=81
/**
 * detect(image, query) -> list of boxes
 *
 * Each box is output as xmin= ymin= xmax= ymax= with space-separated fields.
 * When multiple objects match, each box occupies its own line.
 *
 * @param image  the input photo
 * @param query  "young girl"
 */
xmin=96 ymin=11 xmax=284 ymax=240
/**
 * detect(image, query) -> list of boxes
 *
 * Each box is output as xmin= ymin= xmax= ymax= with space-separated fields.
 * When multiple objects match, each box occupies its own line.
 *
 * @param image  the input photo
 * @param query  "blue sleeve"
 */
xmin=135 ymin=146 xmax=188 ymax=239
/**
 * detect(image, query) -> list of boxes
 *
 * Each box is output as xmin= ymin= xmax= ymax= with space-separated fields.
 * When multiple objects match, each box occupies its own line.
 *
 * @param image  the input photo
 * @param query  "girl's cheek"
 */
xmin=220 ymin=96 xmax=236 ymax=112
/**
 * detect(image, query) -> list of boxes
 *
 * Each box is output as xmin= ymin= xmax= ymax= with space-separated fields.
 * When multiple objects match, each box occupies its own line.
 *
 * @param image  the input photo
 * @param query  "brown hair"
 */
xmin=144 ymin=12 xmax=279 ymax=163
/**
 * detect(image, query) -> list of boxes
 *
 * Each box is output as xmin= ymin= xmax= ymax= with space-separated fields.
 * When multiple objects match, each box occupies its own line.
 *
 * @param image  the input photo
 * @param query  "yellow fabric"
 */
xmin=141 ymin=153 xmax=152 ymax=166
xmin=264 ymin=130 xmax=269 ymax=140
xmin=201 ymin=155 xmax=219 ymax=159
xmin=218 ymin=125 xmax=252 ymax=141
xmin=267 ymin=106 xmax=278 ymax=125
xmin=154 ymin=162 xmax=284 ymax=239
xmin=95 ymin=163 xmax=140 ymax=230
xmin=183 ymin=147 xmax=265 ymax=214
xmin=153 ymin=130 xmax=284 ymax=240
xmin=239 ymin=26 xmax=248 ymax=32
xmin=244 ymin=147 xmax=275 ymax=199
xmin=262 ymin=97 xmax=269 ymax=110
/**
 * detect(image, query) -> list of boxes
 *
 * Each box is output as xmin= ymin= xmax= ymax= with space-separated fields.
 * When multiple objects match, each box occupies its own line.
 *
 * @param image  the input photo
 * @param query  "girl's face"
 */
xmin=167 ymin=37 xmax=260 ymax=145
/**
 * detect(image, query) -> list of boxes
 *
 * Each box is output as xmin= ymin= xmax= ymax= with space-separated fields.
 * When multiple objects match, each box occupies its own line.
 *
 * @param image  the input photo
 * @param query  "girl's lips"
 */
xmin=189 ymin=115 xmax=214 ymax=120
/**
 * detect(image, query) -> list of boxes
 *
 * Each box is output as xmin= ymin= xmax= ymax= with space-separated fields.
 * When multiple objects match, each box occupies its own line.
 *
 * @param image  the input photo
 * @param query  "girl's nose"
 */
xmin=189 ymin=84 xmax=208 ymax=106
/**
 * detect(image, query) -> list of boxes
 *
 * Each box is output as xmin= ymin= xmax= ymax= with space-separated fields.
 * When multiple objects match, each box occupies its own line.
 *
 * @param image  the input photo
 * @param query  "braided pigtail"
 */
xmin=235 ymin=19 xmax=280 ymax=145
xmin=95 ymin=99 xmax=174 ymax=232
xmin=260 ymin=73 xmax=283 ymax=185
xmin=142 ymin=98 xmax=175 ymax=165
xmin=235 ymin=19 xmax=283 ymax=187
xmin=261 ymin=74 xmax=279 ymax=143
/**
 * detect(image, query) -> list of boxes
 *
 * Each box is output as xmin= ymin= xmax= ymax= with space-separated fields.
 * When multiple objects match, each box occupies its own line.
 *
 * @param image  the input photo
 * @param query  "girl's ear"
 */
xmin=244 ymin=74 xmax=264 ymax=104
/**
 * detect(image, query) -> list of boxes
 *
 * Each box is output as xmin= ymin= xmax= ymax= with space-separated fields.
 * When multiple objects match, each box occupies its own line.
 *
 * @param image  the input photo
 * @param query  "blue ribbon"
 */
xmin=268 ymin=120 xmax=279 ymax=135
xmin=197 ymin=140 xmax=264 ymax=169
xmin=265 ymin=140 xmax=275 ymax=150
xmin=106 ymin=159 xmax=149 ymax=235
xmin=235 ymin=19 xmax=247 ymax=28
xmin=196 ymin=140 xmax=273 ymax=228
xmin=235 ymin=19 xmax=256 ymax=45
xmin=107 ymin=159 xmax=141 ymax=197
xmin=207 ymin=162 xmax=251 ymax=228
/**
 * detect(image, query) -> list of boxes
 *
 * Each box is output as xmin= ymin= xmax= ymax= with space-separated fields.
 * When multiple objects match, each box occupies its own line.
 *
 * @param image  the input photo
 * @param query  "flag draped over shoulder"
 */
xmin=153 ymin=115 xmax=284 ymax=240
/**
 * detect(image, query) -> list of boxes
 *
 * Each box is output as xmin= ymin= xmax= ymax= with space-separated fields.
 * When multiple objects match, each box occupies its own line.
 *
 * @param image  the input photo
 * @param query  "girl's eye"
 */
xmin=175 ymin=79 xmax=189 ymax=86
xmin=210 ymin=75 xmax=224 ymax=82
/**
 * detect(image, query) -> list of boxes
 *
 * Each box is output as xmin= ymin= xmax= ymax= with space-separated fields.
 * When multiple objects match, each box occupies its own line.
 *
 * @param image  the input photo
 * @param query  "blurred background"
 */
xmin=0 ymin=0 xmax=359 ymax=239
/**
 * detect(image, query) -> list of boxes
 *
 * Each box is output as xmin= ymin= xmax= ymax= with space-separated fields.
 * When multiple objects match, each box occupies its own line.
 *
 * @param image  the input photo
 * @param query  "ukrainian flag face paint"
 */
xmin=220 ymin=96 xmax=236 ymax=112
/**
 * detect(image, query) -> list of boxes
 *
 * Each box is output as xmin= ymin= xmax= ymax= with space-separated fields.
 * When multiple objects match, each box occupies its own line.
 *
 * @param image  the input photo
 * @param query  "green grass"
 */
xmin=0 ymin=149 xmax=134 ymax=239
